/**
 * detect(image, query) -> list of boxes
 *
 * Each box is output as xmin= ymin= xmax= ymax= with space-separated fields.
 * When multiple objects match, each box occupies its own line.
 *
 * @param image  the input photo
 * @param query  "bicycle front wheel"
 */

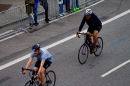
xmin=78 ymin=44 xmax=89 ymax=64
xmin=25 ymin=80 xmax=36 ymax=86
xmin=94 ymin=37 xmax=103 ymax=56
xmin=44 ymin=70 xmax=56 ymax=86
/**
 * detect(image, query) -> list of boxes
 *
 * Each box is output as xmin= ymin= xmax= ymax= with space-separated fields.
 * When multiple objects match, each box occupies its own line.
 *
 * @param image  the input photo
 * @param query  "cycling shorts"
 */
xmin=34 ymin=60 xmax=52 ymax=69
xmin=88 ymin=25 xmax=102 ymax=34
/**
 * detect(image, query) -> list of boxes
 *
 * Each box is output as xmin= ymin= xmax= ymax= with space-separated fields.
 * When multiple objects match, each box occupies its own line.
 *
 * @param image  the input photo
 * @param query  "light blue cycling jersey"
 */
xmin=30 ymin=48 xmax=52 ymax=62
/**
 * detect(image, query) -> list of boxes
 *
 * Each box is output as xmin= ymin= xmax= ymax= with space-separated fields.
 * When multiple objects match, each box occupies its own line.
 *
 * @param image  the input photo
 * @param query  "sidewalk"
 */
xmin=0 ymin=0 xmax=24 ymax=8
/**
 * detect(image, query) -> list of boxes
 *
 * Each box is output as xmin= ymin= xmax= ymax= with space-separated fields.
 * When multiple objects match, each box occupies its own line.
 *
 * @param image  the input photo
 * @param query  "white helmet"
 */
xmin=84 ymin=9 xmax=92 ymax=16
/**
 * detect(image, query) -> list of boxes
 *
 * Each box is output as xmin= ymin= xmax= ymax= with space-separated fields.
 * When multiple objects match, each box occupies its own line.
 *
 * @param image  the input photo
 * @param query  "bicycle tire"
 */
xmin=44 ymin=70 xmax=56 ymax=86
xmin=94 ymin=37 xmax=103 ymax=56
xmin=25 ymin=80 xmax=37 ymax=86
xmin=78 ymin=44 xmax=89 ymax=64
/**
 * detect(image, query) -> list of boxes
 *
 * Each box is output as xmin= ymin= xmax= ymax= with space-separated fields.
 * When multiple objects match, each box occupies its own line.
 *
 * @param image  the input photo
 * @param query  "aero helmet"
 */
xmin=84 ymin=9 xmax=92 ymax=16
xmin=32 ymin=44 xmax=40 ymax=51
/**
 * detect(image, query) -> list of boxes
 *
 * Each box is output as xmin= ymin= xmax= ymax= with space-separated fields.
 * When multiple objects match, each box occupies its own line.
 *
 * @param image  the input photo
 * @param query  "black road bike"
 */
xmin=77 ymin=33 xmax=103 ymax=64
xmin=22 ymin=67 xmax=56 ymax=86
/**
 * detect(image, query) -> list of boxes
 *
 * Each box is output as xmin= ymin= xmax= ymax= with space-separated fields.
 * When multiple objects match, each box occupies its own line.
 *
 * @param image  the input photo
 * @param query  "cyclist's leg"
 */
xmin=93 ymin=30 xmax=99 ymax=47
xmin=43 ymin=61 xmax=52 ymax=69
xmin=41 ymin=61 xmax=52 ymax=85
xmin=34 ymin=60 xmax=41 ymax=71
xmin=92 ymin=26 xmax=102 ymax=52
xmin=34 ymin=60 xmax=41 ymax=83
xmin=39 ymin=67 xmax=45 ymax=86
xmin=86 ymin=29 xmax=93 ymax=44
xmin=93 ymin=26 xmax=102 ymax=47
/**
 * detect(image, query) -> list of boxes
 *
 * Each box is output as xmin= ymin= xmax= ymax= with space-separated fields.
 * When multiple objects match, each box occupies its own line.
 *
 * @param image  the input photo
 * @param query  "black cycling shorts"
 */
xmin=34 ymin=60 xmax=52 ymax=69
xmin=88 ymin=25 xmax=102 ymax=34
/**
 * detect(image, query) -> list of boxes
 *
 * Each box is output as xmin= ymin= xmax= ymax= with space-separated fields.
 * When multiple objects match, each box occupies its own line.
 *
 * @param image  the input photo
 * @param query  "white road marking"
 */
xmin=0 ymin=32 xmax=24 ymax=42
xmin=101 ymin=59 xmax=130 ymax=77
xmin=0 ymin=2 xmax=130 ymax=73
xmin=0 ymin=30 xmax=14 ymax=36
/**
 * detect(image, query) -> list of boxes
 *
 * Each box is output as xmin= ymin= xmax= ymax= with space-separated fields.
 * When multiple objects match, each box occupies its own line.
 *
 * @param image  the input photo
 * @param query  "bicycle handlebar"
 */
xmin=21 ymin=67 xmax=34 ymax=72
xmin=77 ymin=32 xmax=87 ymax=38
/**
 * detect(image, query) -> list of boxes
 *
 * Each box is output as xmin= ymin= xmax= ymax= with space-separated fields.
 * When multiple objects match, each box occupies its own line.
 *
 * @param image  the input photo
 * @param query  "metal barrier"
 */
xmin=0 ymin=7 xmax=22 ymax=39
xmin=0 ymin=0 xmax=100 ymax=39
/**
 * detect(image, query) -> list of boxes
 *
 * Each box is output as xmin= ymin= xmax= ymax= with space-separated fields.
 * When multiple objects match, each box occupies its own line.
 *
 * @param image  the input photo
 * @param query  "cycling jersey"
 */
xmin=30 ymin=48 xmax=52 ymax=62
xmin=79 ymin=13 xmax=102 ymax=33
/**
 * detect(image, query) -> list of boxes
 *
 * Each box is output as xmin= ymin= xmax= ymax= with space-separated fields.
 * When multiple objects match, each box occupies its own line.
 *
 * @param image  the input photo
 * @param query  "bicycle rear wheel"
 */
xmin=44 ymin=70 xmax=56 ymax=86
xmin=78 ymin=44 xmax=89 ymax=64
xmin=25 ymin=80 xmax=37 ymax=86
xmin=94 ymin=37 xmax=103 ymax=56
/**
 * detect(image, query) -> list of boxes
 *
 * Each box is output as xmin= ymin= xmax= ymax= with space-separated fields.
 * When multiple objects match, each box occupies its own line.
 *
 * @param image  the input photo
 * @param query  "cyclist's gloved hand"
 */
xmin=35 ymin=74 xmax=40 ymax=78
xmin=87 ymin=32 xmax=93 ymax=37
xmin=76 ymin=30 xmax=80 ymax=35
xmin=22 ymin=70 xmax=26 ymax=75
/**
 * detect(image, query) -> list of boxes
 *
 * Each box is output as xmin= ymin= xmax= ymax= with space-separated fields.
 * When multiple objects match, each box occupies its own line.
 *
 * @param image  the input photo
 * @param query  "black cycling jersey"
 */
xmin=78 ymin=13 xmax=102 ymax=33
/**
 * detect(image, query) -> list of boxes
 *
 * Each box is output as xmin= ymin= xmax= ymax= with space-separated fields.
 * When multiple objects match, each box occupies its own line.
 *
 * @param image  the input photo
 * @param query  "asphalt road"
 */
xmin=0 ymin=0 xmax=130 ymax=86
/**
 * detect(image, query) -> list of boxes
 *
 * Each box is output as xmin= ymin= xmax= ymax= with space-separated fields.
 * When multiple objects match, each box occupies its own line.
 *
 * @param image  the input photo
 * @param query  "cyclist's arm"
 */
xmin=78 ymin=16 xmax=86 ymax=32
xmin=25 ymin=57 xmax=33 ymax=69
xmin=22 ymin=57 xmax=33 ymax=74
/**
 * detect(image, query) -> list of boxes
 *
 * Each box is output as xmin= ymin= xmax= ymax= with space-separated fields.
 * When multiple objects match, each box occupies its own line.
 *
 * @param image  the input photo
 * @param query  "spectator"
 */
xmin=39 ymin=0 xmax=50 ymax=23
xmin=76 ymin=0 xmax=79 ymax=9
xmin=72 ymin=0 xmax=79 ymax=12
xmin=58 ymin=0 xmax=64 ymax=17
xmin=33 ymin=0 xmax=39 ymax=26
xmin=64 ymin=0 xmax=70 ymax=13
xmin=25 ymin=0 xmax=35 ymax=27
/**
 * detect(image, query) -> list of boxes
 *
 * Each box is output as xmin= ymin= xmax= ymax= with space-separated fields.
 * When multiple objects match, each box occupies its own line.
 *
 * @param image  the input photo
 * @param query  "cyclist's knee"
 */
xmin=93 ymin=30 xmax=98 ymax=36
xmin=34 ymin=67 xmax=39 ymax=72
xmin=38 ymin=67 xmax=45 ymax=74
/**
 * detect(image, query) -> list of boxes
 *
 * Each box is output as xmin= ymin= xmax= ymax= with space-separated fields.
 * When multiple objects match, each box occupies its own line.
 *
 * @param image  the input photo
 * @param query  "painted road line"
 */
xmin=1 ymin=4 xmax=130 ymax=71
xmin=101 ymin=59 xmax=130 ymax=77
xmin=110 ymin=38 xmax=126 ymax=46
xmin=0 ymin=30 xmax=14 ymax=36
xmin=102 ymin=9 xmax=130 ymax=25
xmin=0 ymin=32 xmax=24 ymax=42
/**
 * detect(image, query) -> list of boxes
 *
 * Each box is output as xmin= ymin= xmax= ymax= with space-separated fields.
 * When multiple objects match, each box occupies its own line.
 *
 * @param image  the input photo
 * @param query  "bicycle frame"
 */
xmin=78 ymin=32 xmax=103 ymax=56
xmin=78 ymin=33 xmax=93 ymax=50
xmin=22 ymin=67 xmax=56 ymax=86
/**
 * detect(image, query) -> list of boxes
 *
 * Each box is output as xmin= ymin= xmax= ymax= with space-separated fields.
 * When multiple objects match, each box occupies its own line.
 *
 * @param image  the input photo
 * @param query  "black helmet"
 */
xmin=32 ymin=44 xmax=40 ymax=51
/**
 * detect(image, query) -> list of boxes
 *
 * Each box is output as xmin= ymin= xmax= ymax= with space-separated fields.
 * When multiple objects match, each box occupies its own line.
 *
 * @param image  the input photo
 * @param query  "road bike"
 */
xmin=21 ymin=67 xmax=56 ymax=86
xmin=77 ymin=33 xmax=103 ymax=64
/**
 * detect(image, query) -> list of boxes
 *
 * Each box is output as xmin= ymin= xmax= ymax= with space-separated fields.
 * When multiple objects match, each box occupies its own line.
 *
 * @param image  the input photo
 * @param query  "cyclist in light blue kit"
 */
xmin=22 ymin=44 xmax=53 ymax=86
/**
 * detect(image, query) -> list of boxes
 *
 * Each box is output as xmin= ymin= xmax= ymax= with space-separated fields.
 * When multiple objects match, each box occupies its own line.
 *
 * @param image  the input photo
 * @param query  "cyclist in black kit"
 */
xmin=76 ymin=9 xmax=102 ymax=52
